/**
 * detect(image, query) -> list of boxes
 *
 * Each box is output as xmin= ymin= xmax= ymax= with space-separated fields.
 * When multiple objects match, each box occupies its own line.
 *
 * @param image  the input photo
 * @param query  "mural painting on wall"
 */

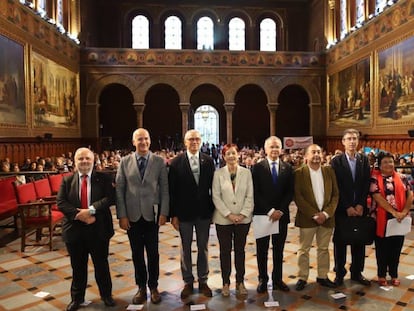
xmin=377 ymin=36 xmax=414 ymax=124
xmin=0 ymin=33 xmax=26 ymax=125
xmin=32 ymin=52 xmax=79 ymax=128
xmin=328 ymin=57 xmax=371 ymax=128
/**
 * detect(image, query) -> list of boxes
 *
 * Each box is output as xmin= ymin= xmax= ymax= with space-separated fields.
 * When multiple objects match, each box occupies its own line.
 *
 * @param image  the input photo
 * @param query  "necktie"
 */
xmin=191 ymin=155 xmax=199 ymax=184
xmin=139 ymin=157 xmax=146 ymax=178
xmin=271 ymin=161 xmax=278 ymax=185
xmin=81 ymin=175 xmax=88 ymax=209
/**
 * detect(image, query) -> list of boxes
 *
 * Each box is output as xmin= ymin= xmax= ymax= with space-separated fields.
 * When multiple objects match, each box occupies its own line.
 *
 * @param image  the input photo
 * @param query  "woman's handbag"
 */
xmin=336 ymin=216 xmax=376 ymax=245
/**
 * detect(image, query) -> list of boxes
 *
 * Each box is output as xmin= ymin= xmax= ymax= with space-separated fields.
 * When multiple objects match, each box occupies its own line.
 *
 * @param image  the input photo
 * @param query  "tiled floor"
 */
xmin=1 ymin=204 xmax=414 ymax=310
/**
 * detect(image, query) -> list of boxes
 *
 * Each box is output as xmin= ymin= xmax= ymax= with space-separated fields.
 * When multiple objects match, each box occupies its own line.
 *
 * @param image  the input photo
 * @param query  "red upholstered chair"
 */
xmin=33 ymin=178 xmax=59 ymax=211
xmin=0 ymin=176 xmax=18 ymax=228
xmin=47 ymin=173 xmax=64 ymax=195
xmin=14 ymin=182 xmax=63 ymax=252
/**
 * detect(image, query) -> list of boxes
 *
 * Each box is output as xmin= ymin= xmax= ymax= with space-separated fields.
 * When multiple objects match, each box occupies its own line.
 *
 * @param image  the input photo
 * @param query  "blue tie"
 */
xmin=139 ymin=157 xmax=146 ymax=178
xmin=271 ymin=161 xmax=278 ymax=185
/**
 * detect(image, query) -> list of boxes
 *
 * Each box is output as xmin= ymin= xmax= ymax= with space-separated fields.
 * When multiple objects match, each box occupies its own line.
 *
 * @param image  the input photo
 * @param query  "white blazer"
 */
xmin=212 ymin=165 xmax=254 ymax=225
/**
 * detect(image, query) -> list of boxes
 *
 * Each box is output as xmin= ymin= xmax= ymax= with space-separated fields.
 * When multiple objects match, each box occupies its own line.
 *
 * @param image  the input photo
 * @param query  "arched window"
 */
xmin=375 ymin=0 xmax=387 ymax=14
xmin=260 ymin=18 xmax=276 ymax=51
xmin=229 ymin=17 xmax=245 ymax=51
xmin=356 ymin=0 xmax=365 ymax=25
xmin=197 ymin=17 xmax=214 ymax=50
xmin=194 ymin=105 xmax=219 ymax=145
xmin=37 ymin=0 xmax=47 ymax=17
xmin=56 ymin=0 xmax=64 ymax=29
xmin=165 ymin=16 xmax=182 ymax=49
xmin=340 ymin=0 xmax=347 ymax=39
xmin=132 ymin=15 xmax=149 ymax=49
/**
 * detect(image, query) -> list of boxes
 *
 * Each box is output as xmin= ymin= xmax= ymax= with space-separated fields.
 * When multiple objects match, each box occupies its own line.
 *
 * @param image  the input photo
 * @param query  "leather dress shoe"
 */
xmin=256 ymin=280 xmax=268 ymax=293
xmin=199 ymin=283 xmax=213 ymax=297
xmin=66 ymin=301 xmax=81 ymax=311
xmin=180 ymin=283 xmax=194 ymax=299
xmin=351 ymin=275 xmax=371 ymax=286
xmin=132 ymin=288 xmax=147 ymax=304
xmin=150 ymin=288 xmax=162 ymax=304
xmin=295 ymin=279 xmax=307 ymax=291
xmin=316 ymin=277 xmax=337 ymax=288
xmin=102 ymin=296 xmax=116 ymax=307
xmin=273 ymin=280 xmax=290 ymax=292
xmin=334 ymin=276 xmax=344 ymax=286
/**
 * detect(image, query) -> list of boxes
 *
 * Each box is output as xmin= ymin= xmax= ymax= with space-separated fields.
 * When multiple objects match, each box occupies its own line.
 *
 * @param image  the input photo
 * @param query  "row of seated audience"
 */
xmin=1 ymin=147 xmax=414 ymax=178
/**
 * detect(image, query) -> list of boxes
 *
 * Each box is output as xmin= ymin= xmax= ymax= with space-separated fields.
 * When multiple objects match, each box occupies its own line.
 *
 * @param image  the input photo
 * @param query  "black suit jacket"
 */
xmin=251 ymin=159 xmax=294 ymax=225
xmin=168 ymin=152 xmax=215 ymax=222
xmin=57 ymin=171 xmax=115 ymax=243
xmin=331 ymin=153 xmax=370 ymax=218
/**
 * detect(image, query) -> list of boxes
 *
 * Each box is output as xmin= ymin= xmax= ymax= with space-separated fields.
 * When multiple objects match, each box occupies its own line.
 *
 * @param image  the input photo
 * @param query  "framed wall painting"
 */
xmin=32 ymin=51 xmax=79 ymax=129
xmin=328 ymin=57 xmax=371 ymax=129
xmin=0 ymin=33 xmax=26 ymax=126
xmin=377 ymin=35 xmax=414 ymax=125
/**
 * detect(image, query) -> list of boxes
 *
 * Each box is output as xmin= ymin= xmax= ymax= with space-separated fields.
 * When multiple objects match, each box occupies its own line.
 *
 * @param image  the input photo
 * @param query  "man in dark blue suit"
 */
xmin=252 ymin=136 xmax=294 ymax=293
xmin=58 ymin=147 xmax=115 ymax=311
xmin=169 ymin=129 xmax=216 ymax=299
xmin=331 ymin=128 xmax=371 ymax=286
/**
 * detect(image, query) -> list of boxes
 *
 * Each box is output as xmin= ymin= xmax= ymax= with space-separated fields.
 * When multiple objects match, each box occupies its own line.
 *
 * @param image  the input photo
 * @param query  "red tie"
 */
xmin=81 ymin=175 xmax=88 ymax=209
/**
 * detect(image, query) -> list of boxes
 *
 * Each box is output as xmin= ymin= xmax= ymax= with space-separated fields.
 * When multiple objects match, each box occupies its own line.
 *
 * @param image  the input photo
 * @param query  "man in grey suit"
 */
xmin=115 ymin=128 xmax=169 ymax=305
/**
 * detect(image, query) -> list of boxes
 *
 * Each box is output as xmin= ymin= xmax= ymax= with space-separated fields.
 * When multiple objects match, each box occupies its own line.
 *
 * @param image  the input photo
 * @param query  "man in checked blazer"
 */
xmin=294 ymin=144 xmax=339 ymax=291
xmin=115 ymin=128 xmax=169 ymax=305
xmin=252 ymin=135 xmax=294 ymax=293
xmin=169 ymin=129 xmax=216 ymax=299
xmin=57 ymin=147 xmax=115 ymax=311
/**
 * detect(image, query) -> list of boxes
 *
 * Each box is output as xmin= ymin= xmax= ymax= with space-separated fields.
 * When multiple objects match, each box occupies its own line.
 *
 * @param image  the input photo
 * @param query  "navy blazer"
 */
xmin=57 ymin=171 xmax=115 ymax=243
xmin=330 ymin=153 xmax=370 ymax=218
xmin=168 ymin=152 xmax=215 ymax=222
xmin=251 ymin=159 xmax=294 ymax=225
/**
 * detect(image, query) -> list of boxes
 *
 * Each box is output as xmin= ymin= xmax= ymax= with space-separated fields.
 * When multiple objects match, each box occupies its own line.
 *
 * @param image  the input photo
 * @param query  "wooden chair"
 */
xmin=33 ymin=178 xmax=59 ymax=210
xmin=14 ymin=182 xmax=64 ymax=252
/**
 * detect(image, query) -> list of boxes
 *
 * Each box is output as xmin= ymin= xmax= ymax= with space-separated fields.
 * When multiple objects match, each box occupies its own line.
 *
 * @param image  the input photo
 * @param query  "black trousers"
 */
xmin=256 ymin=222 xmax=288 ymax=282
xmin=375 ymin=235 xmax=404 ymax=278
xmin=127 ymin=217 xmax=159 ymax=289
xmin=333 ymin=237 xmax=366 ymax=278
xmin=66 ymin=236 xmax=112 ymax=302
xmin=216 ymin=223 xmax=250 ymax=284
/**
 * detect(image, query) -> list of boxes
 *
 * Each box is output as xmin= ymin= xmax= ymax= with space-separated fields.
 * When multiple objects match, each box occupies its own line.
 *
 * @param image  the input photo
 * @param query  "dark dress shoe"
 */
xmin=334 ymin=276 xmax=344 ymax=286
xmin=102 ymin=296 xmax=116 ymax=307
xmin=256 ymin=280 xmax=268 ymax=293
xmin=66 ymin=301 xmax=81 ymax=311
xmin=273 ymin=280 xmax=290 ymax=292
xmin=316 ymin=278 xmax=337 ymax=288
xmin=180 ymin=283 xmax=194 ymax=299
xmin=132 ymin=288 xmax=147 ymax=304
xmin=295 ymin=279 xmax=307 ymax=291
xmin=150 ymin=288 xmax=162 ymax=304
xmin=199 ymin=283 xmax=213 ymax=297
xmin=351 ymin=275 xmax=371 ymax=286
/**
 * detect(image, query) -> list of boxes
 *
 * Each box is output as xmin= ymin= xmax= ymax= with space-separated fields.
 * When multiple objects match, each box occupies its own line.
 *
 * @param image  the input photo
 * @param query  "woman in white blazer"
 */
xmin=212 ymin=143 xmax=254 ymax=297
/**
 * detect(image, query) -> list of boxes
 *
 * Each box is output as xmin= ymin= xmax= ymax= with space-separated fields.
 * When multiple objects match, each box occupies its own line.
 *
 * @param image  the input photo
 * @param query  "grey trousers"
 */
xmin=179 ymin=218 xmax=211 ymax=284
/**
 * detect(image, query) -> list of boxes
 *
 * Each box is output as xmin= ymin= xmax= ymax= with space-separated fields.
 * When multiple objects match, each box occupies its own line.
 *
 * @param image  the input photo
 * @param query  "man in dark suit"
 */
xmin=252 ymin=136 xmax=294 ymax=293
xmin=169 ymin=129 xmax=216 ymax=299
xmin=57 ymin=147 xmax=115 ymax=311
xmin=115 ymin=128 xmax=169 ymax=305
xmin=331 ymin=128 xmax=371 ymax=286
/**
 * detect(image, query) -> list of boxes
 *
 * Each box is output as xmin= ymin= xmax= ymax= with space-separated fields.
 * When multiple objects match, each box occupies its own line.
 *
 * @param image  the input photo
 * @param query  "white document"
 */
xmin=252 ymin=215 xmax=279 ymax=239
xmin=190 ymin=304 xmax=206 ymax=310
xmin=331 ymin=293 xmax=346 ymax=299
xmin=264 ymin=301 xmax=280 ymax=307
xmin=385 ymin=216 xmax=412 ymax=237
xmin=126 ymin=304 xmax=144 ymax=310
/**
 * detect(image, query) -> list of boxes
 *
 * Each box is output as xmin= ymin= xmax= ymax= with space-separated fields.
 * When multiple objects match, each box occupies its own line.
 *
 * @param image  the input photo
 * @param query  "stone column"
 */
xmin=267 ymin=103 xmax=279 ymax=136
xmin=132 ymin=103 xmax=145 ymax=128
xmin=224 ymin=103 xmax=235 ymax=143
xmin=179 ymin=103 xmax=191 ymax=137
